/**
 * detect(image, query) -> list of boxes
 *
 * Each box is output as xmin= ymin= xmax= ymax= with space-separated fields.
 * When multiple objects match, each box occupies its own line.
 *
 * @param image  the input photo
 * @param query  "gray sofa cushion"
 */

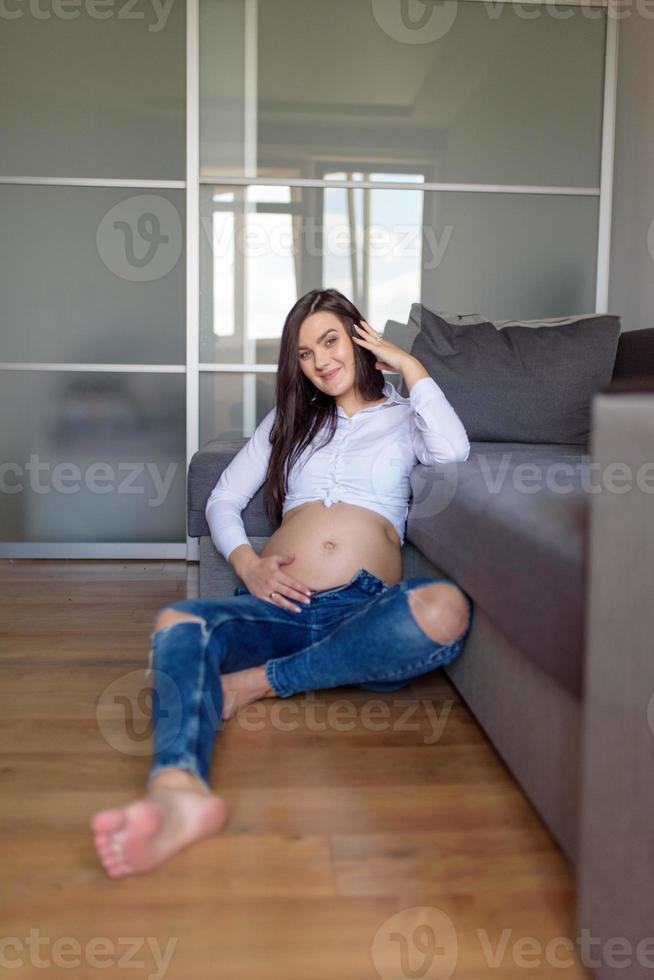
xmin=404 ymin=304 xmax=621 ymax=445
xmin=407 ymin=442 xmax=589 ymax=697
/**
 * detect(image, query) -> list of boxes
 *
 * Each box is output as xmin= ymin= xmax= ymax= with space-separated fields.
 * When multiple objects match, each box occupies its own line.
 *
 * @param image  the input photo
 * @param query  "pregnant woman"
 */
xmin=91 ymin=287 xmax=473 ymax=877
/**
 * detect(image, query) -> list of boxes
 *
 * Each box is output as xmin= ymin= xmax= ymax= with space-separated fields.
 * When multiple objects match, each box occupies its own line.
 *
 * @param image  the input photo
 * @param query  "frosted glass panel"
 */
xmin=200 ymin=0 xmax=247 ymax=178
xmin=0 ymin=0 xmax=185 ymax=179
xmin=200 ymin=0 xmax=605 ymax=186
xmin=0 ymin=186 xmax=185 ymax=364
xmin=0 ymin=372 xmax=186 ymax=543
xmin=200 ymin=372 xmax=276 ymax=446
xmin=200 ymin=183 xmax=598 ymax=365
xmin=418 ymin=191 xmax=599 ymax=320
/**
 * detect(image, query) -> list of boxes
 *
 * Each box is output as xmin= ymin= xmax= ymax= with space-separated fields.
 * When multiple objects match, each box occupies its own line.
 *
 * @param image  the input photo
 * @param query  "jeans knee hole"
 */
xmin=151 ymin=616 xmax=209 ymax=645
xmin=407 ymin=588 xmax=468 ymax=646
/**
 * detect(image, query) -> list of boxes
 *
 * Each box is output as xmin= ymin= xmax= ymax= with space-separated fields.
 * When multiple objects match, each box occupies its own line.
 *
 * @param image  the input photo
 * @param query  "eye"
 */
xmin=299 ymin=336 xmax=337 ymax=359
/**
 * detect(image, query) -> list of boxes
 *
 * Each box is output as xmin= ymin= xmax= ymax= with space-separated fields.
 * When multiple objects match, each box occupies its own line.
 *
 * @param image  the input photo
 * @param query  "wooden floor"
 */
xmin=0 ymin=560 xmax=590 ymax=980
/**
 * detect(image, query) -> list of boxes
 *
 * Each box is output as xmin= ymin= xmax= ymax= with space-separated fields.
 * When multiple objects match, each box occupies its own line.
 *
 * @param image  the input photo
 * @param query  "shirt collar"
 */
xmin=335 ymin=381 xmax=401 ymax=419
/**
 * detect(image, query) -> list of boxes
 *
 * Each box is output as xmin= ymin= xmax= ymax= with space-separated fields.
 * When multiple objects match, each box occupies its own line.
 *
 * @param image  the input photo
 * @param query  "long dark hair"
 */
xmin=264 ymin=287 xmax=385 ymax=529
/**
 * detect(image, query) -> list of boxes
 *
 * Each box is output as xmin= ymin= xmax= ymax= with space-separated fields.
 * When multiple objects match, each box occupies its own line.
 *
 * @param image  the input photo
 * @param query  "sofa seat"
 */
xmin=407 ymin=442 xmax=589 ymax=697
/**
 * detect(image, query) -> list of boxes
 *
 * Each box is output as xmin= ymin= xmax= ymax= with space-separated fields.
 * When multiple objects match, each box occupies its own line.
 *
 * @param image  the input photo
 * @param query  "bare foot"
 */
xmin=90 ymin=782 xmax=228 ymax=878
xmin=221 ymin=666 xmax=276 ymax=720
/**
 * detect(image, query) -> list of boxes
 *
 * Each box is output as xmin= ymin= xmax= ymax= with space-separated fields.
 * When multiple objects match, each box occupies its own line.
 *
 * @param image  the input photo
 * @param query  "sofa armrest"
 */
xmin=577 ymin=392 xmax=654 ymax=977
xmin=187 ymin=440 xmax=274 ymax=540
xmin=611 ymin=327 xmax=654 ymax=382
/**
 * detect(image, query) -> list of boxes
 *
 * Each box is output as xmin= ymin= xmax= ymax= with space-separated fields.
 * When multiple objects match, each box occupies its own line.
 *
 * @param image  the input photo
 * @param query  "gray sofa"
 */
xmin=188 ymin=327 xmax=654 ymax=980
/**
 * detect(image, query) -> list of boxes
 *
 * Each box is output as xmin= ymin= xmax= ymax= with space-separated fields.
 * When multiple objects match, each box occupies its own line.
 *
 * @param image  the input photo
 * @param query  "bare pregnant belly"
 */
xmin=258 ymin=500 xmax=403 ymax=591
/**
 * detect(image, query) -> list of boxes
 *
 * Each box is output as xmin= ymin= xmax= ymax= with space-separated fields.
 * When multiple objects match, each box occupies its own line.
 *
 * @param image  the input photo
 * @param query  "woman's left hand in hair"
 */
xmin=352 ymin=320 xmax=411 ymax=373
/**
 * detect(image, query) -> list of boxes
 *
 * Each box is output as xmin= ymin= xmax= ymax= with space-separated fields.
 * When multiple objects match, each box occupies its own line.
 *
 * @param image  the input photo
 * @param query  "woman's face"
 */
xmin=297 ymin=310 xmax=357 ymax=400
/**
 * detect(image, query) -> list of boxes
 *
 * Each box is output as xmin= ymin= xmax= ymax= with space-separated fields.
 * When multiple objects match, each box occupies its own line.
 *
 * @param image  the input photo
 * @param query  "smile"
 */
xmin=321 ymin=368 xmax=341 ymax=380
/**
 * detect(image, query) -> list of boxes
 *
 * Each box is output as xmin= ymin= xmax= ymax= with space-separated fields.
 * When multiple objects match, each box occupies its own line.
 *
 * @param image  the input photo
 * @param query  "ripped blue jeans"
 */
xmin=146 ymin=568 xmax=473 ymax=790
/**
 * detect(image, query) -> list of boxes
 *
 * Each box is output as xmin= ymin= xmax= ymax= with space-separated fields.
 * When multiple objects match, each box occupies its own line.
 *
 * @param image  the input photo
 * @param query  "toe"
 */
xmin=104 ymin=855 xmax=125 ymax=874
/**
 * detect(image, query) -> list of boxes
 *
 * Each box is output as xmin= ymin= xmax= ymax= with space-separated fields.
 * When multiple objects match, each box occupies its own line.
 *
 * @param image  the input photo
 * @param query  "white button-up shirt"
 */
xmin=205 ymin=376 xmax=470 ymax=561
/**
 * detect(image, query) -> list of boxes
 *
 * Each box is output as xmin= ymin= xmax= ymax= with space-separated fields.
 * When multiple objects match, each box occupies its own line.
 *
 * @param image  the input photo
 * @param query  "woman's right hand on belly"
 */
xmin=241 ymin=552 xmax=313 ymax=614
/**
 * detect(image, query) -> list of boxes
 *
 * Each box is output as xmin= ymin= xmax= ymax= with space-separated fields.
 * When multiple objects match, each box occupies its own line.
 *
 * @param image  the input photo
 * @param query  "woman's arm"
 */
xmin=350 ymin=321 xmax=470 ymax=464
xmin=401 ymin=354 xmax=471 ymax=464
xmin=205 ymin=407 xmax=276 ymax=568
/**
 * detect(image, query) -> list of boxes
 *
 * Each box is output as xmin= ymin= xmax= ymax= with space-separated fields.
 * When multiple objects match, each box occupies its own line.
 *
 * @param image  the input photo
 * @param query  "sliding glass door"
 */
xmin=0 ymin=0 xmax=614 ymax=557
